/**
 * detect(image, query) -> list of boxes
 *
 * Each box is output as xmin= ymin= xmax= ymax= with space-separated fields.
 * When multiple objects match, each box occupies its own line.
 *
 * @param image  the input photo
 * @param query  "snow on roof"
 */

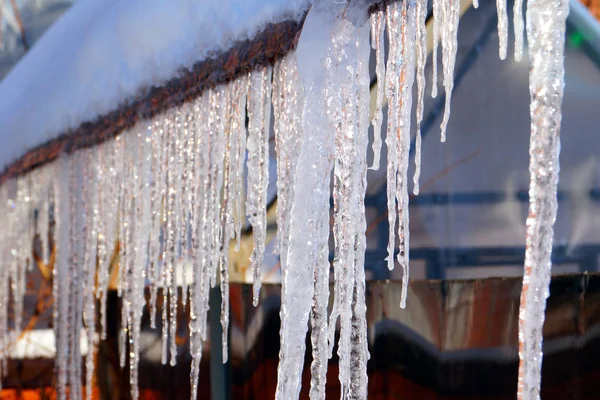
xmin=0 ymin=0 xmax=310 ymax=170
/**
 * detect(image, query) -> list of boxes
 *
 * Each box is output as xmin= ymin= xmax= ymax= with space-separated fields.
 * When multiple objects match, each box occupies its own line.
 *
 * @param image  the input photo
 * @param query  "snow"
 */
xmin=0 ymin=0 xmax=310 ymax=171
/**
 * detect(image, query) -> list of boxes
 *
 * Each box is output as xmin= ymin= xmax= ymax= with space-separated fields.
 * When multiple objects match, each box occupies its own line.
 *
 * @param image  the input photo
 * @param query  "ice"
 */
xmin=247 ymin=66 xmax=272 ymax=306
xmin=497 ymin=0 xmax=508 ymax=60
xmin=349 ymin=20 xmax=371 ymax=398
xmin=53 ymin=155 xmax=71 ymax=400
xmin=396 ymin=0 xmax=416 ymax=309
xmin=413 ymin=0 xmax=428 ymax=195
xmin=69 ymin=151 xmax=86 ymax=400
xmin=517 ymin=0 xmax=569 ymax=399
xmin=439 ymin=0 xmax=460 ymax=143
xmin=189 ymin=93 xmax=212 ymax=400
xmin=384 ymin=1 xmax=399 ymax=273
xmin=272 ymin=55 xmax=303 ymax=279
xmin=82 ymin=150 xmax=99 ymax=400
xmin=218 ymin=80 xmax=246 ymax=363
xmin=369 ymin=6 xmax=385 ymax=172
xmin=234 ymin=84 xmax=248 ymax=252
xmin=431 ymin=0 xmax=441 ymax=98
xmin=275 ymin=1 xmax=345 ymax=397
xmin=514 ymin=0 xmax=524 ymax=61
xmin=473 ymin=0 xmax=479 ymax=9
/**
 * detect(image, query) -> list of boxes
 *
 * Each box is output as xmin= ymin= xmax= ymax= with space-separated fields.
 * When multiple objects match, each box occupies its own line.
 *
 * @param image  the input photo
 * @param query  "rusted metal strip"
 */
xmin=0 ymin=17 xmax=305 ymax=184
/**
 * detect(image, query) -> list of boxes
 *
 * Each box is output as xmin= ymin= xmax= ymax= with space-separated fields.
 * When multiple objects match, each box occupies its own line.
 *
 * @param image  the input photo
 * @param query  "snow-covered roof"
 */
xmin=0 ymin=0 xmax=309 ymax=171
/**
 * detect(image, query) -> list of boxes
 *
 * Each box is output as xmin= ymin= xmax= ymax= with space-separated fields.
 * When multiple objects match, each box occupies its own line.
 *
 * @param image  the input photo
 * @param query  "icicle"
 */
xmin=127 ymin=128 xmax=152 ymax=400
xmin=97 ymin=138 xmax=121 ymax=340
xmin=178 ymin=106 xmax=191 ymax=307
xmin=161 ymin=111 xmax=175 ymax=366
xmin=234 ymin=85 xmax=248 ymax=252
xmin=497 ymin=0 xmax=508 ymax=60
xmin=517 ymin=0 xmax=569 ymax=399
xmin=349 ymin=20 xmax=372 ymax=399
xmin=247 ymin=66 xmax=272 ymax=306
xmin=369 ymin=6 xmax=385 ymax=171
xmin=118 ymin=133 xmax=135 ymax=370
xmin=218 ymin=82 xmax=239 ymax=364
xmin=272 ymin=55 xmax=303 ymax=273
xmin=473 ymin=0 xmax=479 ymax=9
xmin=54 ymin=155 xmax=71 ymax=400
xmin=35 ymin=168 xmax=51 ymax=265
xmin=329 ymin=21 xmax=361 ymax=399
xmin=82 ymin=150 xmax=98 ymax=400
xmin=384 ymin=2 xmax=399 ymax=272
xmin=413 ymin=0 xmax=428 ymax=195
xmin=276 ymin=1 xmax=349 ymax=397
xmin=439 ymin=0 xmax=461 ymax=142
xmin=396 ymin=0 xmax=416 ymax=309
xmin=514 ymin=0 xmax=524 ymax=61
xmin=189 ymin=93 xmax=210 ymax=399
xmin=431 ymin=0 xmax=441 ymax=98
xmin=208 ymin=88 xmax=226 ymax=292
xmin=167 ymin=110 xmax=180 ymax=367
xmin=149 ymin=117 xmax=167 ymax=329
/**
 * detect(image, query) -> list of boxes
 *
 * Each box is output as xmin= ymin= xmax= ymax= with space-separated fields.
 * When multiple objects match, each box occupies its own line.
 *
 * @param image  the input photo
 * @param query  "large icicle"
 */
xmin=517 ymin=0 xmax=569 ymax=399
xmin=275 ymin=1 xmax=344 ymax=397
xmin=439 ymin=0 xmax=461 ymax=142
xmin=247 ymin=66 xmax=272 ymax=306
xmin=413 ymin=0 xmax=428 ymax=195
xmin=369 ymin=6 xmax=385 ymax=171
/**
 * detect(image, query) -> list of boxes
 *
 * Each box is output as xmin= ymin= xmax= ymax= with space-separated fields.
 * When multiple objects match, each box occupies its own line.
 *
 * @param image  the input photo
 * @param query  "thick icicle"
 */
xmin=514 ymin=0 xmax=525 ymax=61
xmin=275 ymin=1 xmax=345 ymax=397
xmin=369 ymin=6 xmax=385 ymax=171
xmin=396 ymin=0 xmax=416 ymax=309
xmin=497 ymin=0 xmax=508 ymax=60
xmin=413 ymin=0 xmax=428 ymax=195
xmin=517 ymin=0 xmax=569 ymax=399
xmin=439 ymin=0 xmax=461 ymax=142
xmin=384 ymin=1 xmax=400 ymax=272
xmin=247 ymin=66 xmax=272 ymax=306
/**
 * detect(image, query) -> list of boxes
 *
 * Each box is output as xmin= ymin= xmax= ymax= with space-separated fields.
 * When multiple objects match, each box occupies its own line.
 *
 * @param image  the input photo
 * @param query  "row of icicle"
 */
xmin=0 ymin=0 xmax=567 ymax=399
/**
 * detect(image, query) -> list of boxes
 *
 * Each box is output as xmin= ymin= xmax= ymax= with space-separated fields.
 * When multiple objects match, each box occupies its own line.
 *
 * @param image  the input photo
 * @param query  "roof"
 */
xmin=0 ymin=0 xmax=309 ymax=171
